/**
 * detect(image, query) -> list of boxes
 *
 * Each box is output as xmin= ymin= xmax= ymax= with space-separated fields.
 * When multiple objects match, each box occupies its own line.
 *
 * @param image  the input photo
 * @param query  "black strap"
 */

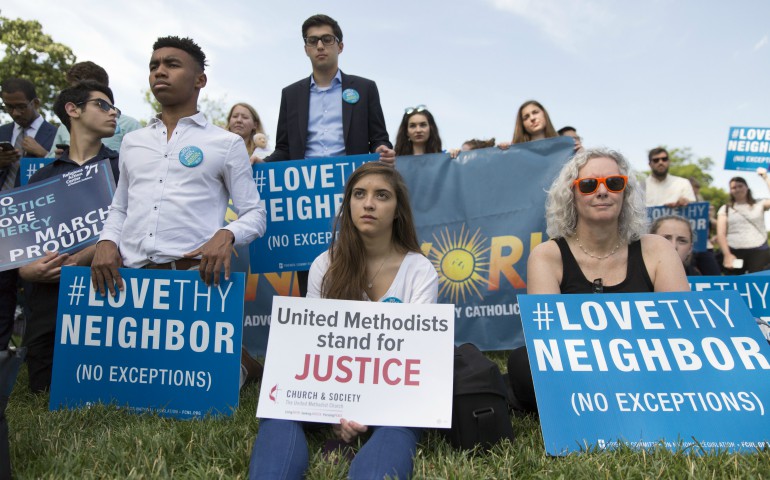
xmin=473 ymin=406 xmax=498 ymax=446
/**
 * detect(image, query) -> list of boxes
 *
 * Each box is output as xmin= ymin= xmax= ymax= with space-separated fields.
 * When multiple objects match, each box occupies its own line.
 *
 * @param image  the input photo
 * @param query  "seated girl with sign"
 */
xmin=508 ymin=148 xmax=689 ymax=413
xmin=650 ymin=215 xmax=700 ymax=276
xmin=248 ymin=162 xmax=438 ymax=479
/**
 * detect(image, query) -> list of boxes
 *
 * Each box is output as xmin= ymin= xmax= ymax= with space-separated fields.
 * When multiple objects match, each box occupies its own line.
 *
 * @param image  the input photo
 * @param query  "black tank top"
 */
xmin=556 ymin=237 xmax=654 ymax=294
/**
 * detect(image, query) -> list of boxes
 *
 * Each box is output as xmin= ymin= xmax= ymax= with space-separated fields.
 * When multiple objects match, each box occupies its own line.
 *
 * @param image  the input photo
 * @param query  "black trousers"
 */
xmin=506 ymin=346 xmax=538 ymax=413
xmin=297 ymin=270 xmax=309 ymax=297
xmin=0 ymin=271 xmax=16 ymax=351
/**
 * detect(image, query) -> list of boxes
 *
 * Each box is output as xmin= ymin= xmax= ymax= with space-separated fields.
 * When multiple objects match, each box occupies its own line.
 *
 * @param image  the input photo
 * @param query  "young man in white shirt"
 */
xmin=92 ymin=36 xmax=266 ymax=291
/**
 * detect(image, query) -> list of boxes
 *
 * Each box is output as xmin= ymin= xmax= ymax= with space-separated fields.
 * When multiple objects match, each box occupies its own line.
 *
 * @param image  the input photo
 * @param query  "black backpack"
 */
xmin=443 ymin=343 xmax=515 ymax=450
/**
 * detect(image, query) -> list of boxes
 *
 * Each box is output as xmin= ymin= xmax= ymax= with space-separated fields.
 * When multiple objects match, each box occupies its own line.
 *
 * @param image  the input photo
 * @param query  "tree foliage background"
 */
xmin=0 ymin=13 xmax=76 ymax=121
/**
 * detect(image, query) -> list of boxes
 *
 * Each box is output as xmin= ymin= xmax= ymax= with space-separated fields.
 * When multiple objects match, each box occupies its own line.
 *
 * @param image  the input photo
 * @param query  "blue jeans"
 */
xmin=249 ymin=418 xmax=421 ymax=479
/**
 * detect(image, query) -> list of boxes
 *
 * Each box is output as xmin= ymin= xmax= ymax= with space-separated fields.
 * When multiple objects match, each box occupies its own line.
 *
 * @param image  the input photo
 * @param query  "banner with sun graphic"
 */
xmin=396 ymin=137 xmax=574 ymax=350
xmin=226 ymin=203 xmax=302 ymax=357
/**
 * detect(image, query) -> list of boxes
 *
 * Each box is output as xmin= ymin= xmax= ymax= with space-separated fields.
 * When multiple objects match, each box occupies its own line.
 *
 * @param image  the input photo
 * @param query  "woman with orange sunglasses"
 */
xmin=507 ymin=148 xmax=688 ymax=413
xmin=526 ymin=147 xmax=688 ymax=295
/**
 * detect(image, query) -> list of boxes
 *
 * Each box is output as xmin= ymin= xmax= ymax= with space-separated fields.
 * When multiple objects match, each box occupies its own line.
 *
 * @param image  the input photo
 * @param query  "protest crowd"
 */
xmin=1 ymin=12 xmax=769 ymax=480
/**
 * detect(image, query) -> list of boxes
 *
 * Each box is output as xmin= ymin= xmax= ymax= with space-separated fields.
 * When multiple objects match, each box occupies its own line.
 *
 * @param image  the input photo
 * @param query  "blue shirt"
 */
xmin=304 ymin=70 xmax=345 ymax=158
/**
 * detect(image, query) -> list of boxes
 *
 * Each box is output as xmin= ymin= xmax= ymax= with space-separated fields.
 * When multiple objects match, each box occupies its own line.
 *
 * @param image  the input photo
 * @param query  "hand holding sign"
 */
xmin=334 ymin=419 xmax=368 ymax=443
xmin=91 ymin=240 xmax=124 ymax=296
xmin=375 ymin=145 xmax=395 ymax=166
xmin=18 ymin=250 xmax=74 ymax=283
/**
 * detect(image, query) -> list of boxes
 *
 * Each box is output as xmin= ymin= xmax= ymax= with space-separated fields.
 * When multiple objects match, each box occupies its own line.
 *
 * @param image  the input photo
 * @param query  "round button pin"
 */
xmin=179 ymin=146 xmax=204 ymax=167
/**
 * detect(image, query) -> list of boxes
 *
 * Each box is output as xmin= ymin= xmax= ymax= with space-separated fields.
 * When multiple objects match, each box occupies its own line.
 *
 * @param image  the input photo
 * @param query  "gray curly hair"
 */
xmin=545 ymin=147 xmax=648 ymax=242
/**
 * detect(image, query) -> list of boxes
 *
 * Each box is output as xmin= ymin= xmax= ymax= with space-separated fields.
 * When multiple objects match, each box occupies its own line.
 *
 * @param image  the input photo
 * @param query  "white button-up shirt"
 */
xmin=100 ymin=112 xmax=266 ymax=268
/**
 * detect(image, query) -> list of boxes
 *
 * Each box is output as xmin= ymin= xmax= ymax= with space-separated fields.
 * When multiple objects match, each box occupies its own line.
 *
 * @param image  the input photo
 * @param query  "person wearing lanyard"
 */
xmin=0 ymin=78 xmax=58 ymax=358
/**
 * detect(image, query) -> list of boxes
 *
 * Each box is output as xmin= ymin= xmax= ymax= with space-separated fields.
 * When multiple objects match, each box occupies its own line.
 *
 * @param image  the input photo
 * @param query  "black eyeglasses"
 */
xmin=404 ymin=105 xmax=427 ymax=115
xmin=304 ymin=34 xmax=339 ymax=47
xmin=650 ymin=156 xmax=669 ymax=163
xmin=76 ymin=98 xmax=121 ymax=118
xmin=573 ymin=175 xmax=628 ymax=195
xmin=0 ymin=99 xmax=35 ymax=113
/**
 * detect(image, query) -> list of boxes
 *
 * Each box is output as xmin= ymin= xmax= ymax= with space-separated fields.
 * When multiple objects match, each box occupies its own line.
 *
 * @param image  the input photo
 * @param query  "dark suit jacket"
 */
xmin=0 ymin=118 xmax=57 ymax=188
xmin=266 ymin=71 xmax=391 ymax=162
xmin=0 ymin=119 xmax=57 ymax=155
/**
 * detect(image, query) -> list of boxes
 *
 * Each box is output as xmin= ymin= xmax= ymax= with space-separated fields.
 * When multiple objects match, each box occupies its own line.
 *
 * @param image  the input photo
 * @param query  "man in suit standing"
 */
xmin=267 ymin=14 xmax=393 ymax=163
xmin=0 ymin=78 xmax=57 ymax=185
xmin=266 ymin=14 xmax=395 ymax=295
xmin=0 ymin=78 xmax=57 ymax=354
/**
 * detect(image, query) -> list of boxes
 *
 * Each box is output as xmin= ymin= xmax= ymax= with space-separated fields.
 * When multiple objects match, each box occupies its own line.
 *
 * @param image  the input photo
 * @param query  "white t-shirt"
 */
xmin=644 ymin=174 xmax=696 ymax=207
xmin=717 ymin=202 xmax=768 ymax=249
xmin=307 ymin=250 xmax=438 ymax=304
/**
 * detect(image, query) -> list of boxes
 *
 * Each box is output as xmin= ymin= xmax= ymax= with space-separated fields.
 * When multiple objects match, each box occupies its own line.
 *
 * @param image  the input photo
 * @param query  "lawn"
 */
xmin=7 ymin=361 xmax=770 ymax=479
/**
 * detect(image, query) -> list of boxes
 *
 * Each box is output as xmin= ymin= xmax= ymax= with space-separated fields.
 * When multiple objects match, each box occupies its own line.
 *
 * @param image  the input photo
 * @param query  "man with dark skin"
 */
xmin=0 ymin=79 xmax=57 ymax=355
xmin=91 ymin=36 xmax=265 ymax=294
xmin=0 ymin=79 xmax=55 ymax=170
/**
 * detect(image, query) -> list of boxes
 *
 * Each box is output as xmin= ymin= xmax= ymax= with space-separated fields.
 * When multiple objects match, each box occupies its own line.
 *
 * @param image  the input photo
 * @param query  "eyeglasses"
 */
xmin=650 ymin=156 xmax=669 ymax=163
xmin=76 ymin=98 xmax=122 ymax=118
xmin=0 ymin=99 xmax=35 ymax=114
xmin=304 ymin=34 xmax=339 ymax=47
xmin=573 ymin=175 xmax=628 ymax=195
xmin=404 ymin=105 xmax=427 ymax=115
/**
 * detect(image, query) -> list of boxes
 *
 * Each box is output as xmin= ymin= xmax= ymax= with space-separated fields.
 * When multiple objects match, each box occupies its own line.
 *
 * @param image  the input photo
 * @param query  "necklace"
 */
xmin=575 ymin=236 xmax=621 ymax=260
xmin=367 ymin=252 xmax=392 ymax=289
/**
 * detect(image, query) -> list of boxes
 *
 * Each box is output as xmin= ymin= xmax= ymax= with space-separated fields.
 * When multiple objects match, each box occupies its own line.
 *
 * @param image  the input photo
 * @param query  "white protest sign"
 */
xmin=257 ymin=296 xmax=454 ymax=428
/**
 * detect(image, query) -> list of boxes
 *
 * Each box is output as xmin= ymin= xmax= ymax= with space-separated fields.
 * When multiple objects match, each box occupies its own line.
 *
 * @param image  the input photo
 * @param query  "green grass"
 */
xmin=7 ymin=357 xmax=770 ymax=479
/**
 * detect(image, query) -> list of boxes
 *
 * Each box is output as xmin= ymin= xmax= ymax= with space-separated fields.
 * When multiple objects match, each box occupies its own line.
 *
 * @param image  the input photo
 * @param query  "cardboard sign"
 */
xmin=518 ymin=291 xmax=770 ymax=455
xmin=257 ymin=296 xmax=454 ymax=428
xmin=50 ymin=267 xmax=245 ymax=419
xmin=0 ymin=159 xmax=115 ymax=271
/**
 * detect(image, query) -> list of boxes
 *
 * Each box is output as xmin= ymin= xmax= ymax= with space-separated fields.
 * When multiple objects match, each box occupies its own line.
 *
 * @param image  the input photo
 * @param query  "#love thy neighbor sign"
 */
xmin=518 ymin=290 xmax=770 ymax=455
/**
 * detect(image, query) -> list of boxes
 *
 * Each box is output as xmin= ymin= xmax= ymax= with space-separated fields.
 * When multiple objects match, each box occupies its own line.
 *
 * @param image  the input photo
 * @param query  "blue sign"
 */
xmin=398 ymin=138 xmax=572 ymax=350
xmin=246 ymin=139 xmax=573 ymax=351
xmin=724 ymin=126 xmax=770 ymax=171
xmin=690 ymin=275 xmax=770 ymax=317
xmin=50 ymin=267 xmax=245 ymax=419
xmin=0 ymin=159 xmax=116 ymax=271
xmin=233 ymin=241 xmax=301 ymax=357
xmin=249 ymin=153 xmax=377 ymax=272
xmin=19 ymin=157 xmax=54 ymax=185
xmin=647 ymin=201 xmax=710 ymax=252
xmin=518 ymin=291 xmax=770 ymax=455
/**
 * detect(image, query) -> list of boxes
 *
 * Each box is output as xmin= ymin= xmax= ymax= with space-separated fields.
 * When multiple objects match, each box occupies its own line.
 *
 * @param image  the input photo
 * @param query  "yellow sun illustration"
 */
xmin=429 ymin=226 xmax=490 ymax=304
